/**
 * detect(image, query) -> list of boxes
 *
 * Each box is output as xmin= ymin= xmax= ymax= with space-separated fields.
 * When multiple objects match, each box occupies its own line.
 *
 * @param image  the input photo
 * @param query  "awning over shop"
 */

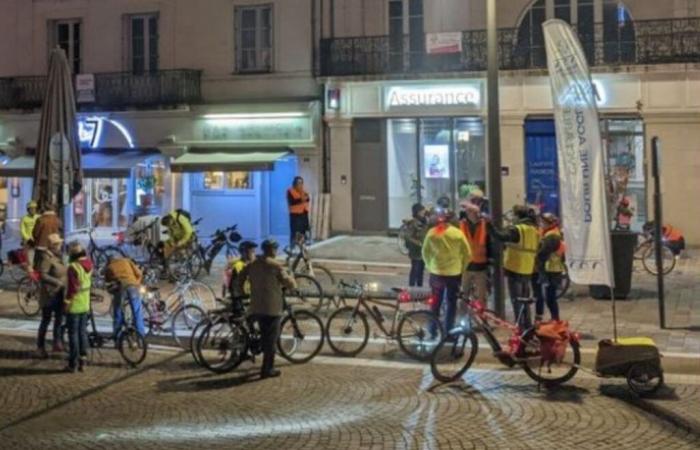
xmin=170 ymin=147 xmax=292 ymax=173
xmin=0 ymin=149 xmax=162 ymax=178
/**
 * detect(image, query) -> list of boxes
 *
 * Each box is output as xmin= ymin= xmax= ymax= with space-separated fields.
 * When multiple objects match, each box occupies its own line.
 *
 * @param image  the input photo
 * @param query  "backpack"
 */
xmin=175 ymin=208 xmax=191 ymax=222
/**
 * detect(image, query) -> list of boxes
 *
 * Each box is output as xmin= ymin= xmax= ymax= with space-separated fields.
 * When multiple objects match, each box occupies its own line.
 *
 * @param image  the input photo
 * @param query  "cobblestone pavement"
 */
xmin=0 ymin=334 xmax=699 ymax=450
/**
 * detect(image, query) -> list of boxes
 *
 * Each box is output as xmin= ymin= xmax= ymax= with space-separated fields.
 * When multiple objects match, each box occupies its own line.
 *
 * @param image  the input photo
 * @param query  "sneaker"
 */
xmin=36 ymin=348 xmax=49 ymax=359
xmin=260 ymin=369 xmax=281 ymax=379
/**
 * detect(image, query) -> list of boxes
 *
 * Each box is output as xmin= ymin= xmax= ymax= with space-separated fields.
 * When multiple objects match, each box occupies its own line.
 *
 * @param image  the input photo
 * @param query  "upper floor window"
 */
xmin=235 ymin=5 xmax=273 ymax=73
xmin=516 ymin=0 xmax=634 ymax=68
xmin=129 ymin=14 xmax=159 ymax=74
xmin=51 ymin=19 xmax=81 ymax=73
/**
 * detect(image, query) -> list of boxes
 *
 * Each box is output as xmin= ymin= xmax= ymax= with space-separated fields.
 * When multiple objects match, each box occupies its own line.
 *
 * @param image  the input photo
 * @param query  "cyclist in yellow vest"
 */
xmin=160 ymin=210 xmax=194 ymax=259
xmin=489 ymin=205 xmax=540 ymax=329
xmin=20 ymin=200 xmax=40 ymax=268
xmin=63 ymin=241 xmax=94 ymax=373
xmin=533 ymin=213 xmax=566 ymax=322
xmin=226 ymin=241 xmax=258 ymax=299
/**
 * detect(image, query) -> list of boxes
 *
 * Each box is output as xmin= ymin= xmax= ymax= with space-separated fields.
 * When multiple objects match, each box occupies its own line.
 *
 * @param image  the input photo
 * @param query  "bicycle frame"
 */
xmin=348 ymin=291 xmax=404 ymax=340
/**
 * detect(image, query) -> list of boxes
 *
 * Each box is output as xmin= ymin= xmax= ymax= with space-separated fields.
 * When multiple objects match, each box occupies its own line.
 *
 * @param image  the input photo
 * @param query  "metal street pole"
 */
xmin=651 ymin=137 xmax=666 ymax=329
xmin=487 ymin=0 xmax=505 ymax=318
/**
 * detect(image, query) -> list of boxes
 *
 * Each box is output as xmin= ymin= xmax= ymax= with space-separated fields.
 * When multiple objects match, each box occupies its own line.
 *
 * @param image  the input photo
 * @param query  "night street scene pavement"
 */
xmin=2 ymin=0 xmax=700 ymax=449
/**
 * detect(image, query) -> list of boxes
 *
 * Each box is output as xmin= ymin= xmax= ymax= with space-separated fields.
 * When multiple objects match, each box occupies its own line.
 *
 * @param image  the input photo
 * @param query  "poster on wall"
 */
xmin=426 ymin=32 xmax=463 ymax=54
xmin=424 ymin=145 xmax=449 ymax=179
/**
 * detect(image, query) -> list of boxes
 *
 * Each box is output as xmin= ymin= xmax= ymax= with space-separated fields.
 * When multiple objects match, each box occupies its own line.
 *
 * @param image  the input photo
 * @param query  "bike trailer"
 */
xmin=595 ymin=337 xmax=662 ymax=377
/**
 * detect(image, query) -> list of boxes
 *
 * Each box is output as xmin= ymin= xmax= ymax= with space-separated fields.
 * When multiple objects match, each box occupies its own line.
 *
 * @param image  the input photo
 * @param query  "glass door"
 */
xmin=419 ymin=118 xmax=454 ymax=208
xmin=72 ymin=178 xmax=129 ymax=231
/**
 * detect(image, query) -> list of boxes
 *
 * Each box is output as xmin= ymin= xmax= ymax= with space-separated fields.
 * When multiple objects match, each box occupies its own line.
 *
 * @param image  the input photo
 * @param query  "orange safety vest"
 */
xmin=460 ymin=219 xmax=488 ymax=264
xmin=288 ymin=188 xmax=309 ymax=215
xmin=662 ymin=225 xmax=683 ymax=241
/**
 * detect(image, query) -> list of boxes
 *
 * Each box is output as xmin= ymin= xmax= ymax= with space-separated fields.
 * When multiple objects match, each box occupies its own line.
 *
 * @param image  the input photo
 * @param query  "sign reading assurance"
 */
xmin=385 ymin=83 xmax=481 ymax=110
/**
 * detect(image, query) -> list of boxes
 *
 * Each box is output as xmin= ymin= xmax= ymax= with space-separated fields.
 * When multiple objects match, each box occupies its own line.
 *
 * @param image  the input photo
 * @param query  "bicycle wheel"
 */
xmin=397 ymin=224 xmax=409 ymax=255
xmin=89 ymin=288 xmax=113 ymax=317
xmin=642 ymin=244 xmax=676 ymax=275
xmin=196 ymin=319 xmax=248 ymax=373
xmin=555 ymin=272 xmax=571 ymax=300
xmin=178 ymin=281 xmax=218 ymax=312
xmin=16 ymin=276 xmax=41 ymax=317
xmin=627 ymin=362 xmax=664 ymax=397
xmin=171 ymin=304 xmax=206 ymax=349
xmin=190 ymin=317 xmax=212 ymax=367
xmin=430 ymin=330 xmax=479 ymax=383
xmin=307 ymin=263 xmax=336 ymax=292
xmin=117 ymin=328 xmax=148 ymax=367
xmin=289 ymin=274 xmax=324 ymax=312
xmin=278 ymin=309 xmax=325 ymax=364
xmin=189 ymin=249 xmax=204 ymax=280
xmin=520 ymin=329 xmax=580 ymax=386
xmin=166 ymin=248 xmax=193 ymax=282
xmin=397 ymin=310 xmax=443 ymax=361
xmin=325 ymin=306 xmax=369 ymax=357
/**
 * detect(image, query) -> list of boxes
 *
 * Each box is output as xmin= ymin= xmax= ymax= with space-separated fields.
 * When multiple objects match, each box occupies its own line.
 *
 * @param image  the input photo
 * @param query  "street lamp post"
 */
xmin=487 ymin=0 xmax=505 ymax=317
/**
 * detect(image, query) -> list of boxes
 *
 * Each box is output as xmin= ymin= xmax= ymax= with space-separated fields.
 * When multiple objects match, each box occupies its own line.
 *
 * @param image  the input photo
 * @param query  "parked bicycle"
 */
xmin=194 ymin=294 xmax=325 ymax=373
xmin=16 ymin=270 xmax=41 ymax=317
xmin=140 ymin=276 xmax=215 ymax=349
xmin=325 ymin=281 xmax=443 ymax=361
xmin=112 ymin=217 xmax=160 ymax=263
xmin=190 ymin=225 xmax=242 ymax=279
xmin=87 ymin=289 xmax=148 ymax=367
xmin=634 ymin=230 xmax=677 ymax=275
xmin=431 ymin=295 xmax=580 ymax=386
xmin=286 ymin=233 xmax=336 ymax=290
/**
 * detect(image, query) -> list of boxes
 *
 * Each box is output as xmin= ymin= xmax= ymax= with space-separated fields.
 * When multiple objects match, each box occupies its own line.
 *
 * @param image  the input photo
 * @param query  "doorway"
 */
xmin=352 ymin=119 xmax=388 ymax=231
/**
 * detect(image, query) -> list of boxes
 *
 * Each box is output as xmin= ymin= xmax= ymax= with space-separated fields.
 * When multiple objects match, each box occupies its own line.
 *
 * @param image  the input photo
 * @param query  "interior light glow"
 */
xmin=202 ymin=112 xmax=306 ymax=120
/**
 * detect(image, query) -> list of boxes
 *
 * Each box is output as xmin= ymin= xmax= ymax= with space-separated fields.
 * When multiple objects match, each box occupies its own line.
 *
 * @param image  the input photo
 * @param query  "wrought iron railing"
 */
xmin=320 ymin=17 xmax=700 ymax=77
xmin=0 ymin=69 xmax=201 ymax=110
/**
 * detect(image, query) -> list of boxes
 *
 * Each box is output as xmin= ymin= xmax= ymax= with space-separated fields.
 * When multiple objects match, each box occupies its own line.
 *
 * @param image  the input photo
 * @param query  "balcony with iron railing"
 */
xmin=0 ymin=69 xmax=202 ymax=111
xmin=320 ymin=18 xmax=700 ymax=77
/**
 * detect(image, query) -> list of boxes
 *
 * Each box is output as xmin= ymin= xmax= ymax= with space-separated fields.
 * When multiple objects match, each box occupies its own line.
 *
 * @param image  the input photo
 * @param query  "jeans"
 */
xmin=409 ymin=260 xmax=425 ymax=287
xmin=37 ymin=292 xmax=64 ymax=349
xmin=112 ymin=286 xmax=146 ymax=338
xmin=506 ymin=273 xmax=533 ymax=329
xmin=533 ymin=273 xmax=561 ymax=321
xmin=429 ymin=274 xmax=461 ymax=336
xmin=66 ymin=313 xmax=88 ymax=369
xmin=255 ymin=315 xmax=281 ymax=375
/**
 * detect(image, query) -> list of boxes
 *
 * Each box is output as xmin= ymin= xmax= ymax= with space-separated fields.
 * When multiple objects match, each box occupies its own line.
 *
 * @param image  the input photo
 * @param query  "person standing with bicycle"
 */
xmin=489 ymin=205 xmax=540 ymax=329
xmin=533 ymin=213 xmax=565 ymax=323
xmin=36 ymin=233 xmax=67 ymax=358
xmin=459 ymin=202 xmax=492 ymax=302
xmin=422 ymin=209 xmax=472 ymax=336
xmin=405 ymin=203 xmax=428 ymax=287
xmin=238 ymin=239 xmax=297 ymax=379
xmin=63 ymin=242 xmax=93 ymax=373
xmin=20 ymin=201 xmax=39 ymax=269
xmin=105 ymin=257 xmax=146 ymax=338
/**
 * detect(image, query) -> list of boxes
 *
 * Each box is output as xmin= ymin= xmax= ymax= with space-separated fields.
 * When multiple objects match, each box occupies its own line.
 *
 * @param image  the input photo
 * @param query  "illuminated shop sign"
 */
xmin=200 ymin=113 xmax=313 ymax=143
xmin=385 ymin=84 xmax=482 ymax=110
xmin=78 ymin=116 xmax=134 ymax=149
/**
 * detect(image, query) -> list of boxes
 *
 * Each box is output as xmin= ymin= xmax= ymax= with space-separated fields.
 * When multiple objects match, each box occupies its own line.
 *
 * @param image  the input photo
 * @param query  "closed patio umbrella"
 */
xmin=32 ymin=48 xmax=83 ymax=217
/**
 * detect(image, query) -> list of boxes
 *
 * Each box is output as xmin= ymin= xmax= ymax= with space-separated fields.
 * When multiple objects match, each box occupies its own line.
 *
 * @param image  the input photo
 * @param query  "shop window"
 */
xmin=50 ymin=19 xmax=81 ymax=73
xmin=135 ymin=159 xmax=166 ymax=213
xmin=128 ymin=14 xmax=159 ymax=74
xmin=235 ymin=5 xmax=273 ymax=73
xmin=203 ymin=171 xmax=253 ymax=190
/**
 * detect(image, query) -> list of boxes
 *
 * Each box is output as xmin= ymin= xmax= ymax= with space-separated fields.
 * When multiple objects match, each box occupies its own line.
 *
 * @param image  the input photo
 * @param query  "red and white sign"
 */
xmin=426 ymin=32 xmax=462 ymax=55
xmin=75 ymin=73 xmax=95 ymax=103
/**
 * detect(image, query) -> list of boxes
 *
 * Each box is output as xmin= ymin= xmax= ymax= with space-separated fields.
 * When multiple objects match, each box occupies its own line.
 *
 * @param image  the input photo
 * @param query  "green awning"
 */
xmin=0 ymin=156 xmax=35 ymax=177
xmin=170 ymin=148 xmax=292 ymax=173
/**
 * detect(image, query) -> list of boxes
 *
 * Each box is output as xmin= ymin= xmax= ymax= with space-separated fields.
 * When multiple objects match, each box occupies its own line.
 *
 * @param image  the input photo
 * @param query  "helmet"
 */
xmin=261 ymin=239 xmax=279 ymax=252
xmin=541 ymin=212 xmax=559 ymax=226
xmin=27 ymin=200 xmax=38 ymax=209
xmin=512 ymin=205 xmax=530 ymax=220
xmin=238 ymin=240 xmax=258 ymax=254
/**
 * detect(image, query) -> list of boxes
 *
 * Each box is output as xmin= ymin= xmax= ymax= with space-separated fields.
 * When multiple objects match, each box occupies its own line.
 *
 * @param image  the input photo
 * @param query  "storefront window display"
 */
xmin=387 ymin=117 xmax=485 ymax=228
xmin=604 ymin=119 xmax=645 ymax=229
xmin=203 ymin=171 xmax=253 ymax=190
xmin=135 ymin=159 xmax=166 ymax=213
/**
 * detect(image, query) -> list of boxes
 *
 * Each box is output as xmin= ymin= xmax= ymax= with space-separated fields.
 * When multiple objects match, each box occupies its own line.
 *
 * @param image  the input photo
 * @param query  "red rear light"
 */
xmin=115 ymin=231 xmax=125 ymax=244
xmin=398 ymin=290 xmax=411 ymax=303
xmin=427 ymin=295 xmax=436 ymax=306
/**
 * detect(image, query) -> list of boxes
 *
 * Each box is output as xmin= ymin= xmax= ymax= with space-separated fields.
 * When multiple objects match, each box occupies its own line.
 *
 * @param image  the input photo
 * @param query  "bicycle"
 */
xmin=112 ymin=218 xmax=160 ymax=264
xmin=285 ymin=233 xmax=336 ymax=291
xmin=194 ymin=295 xmax=325 ymax=373
xmin=16 ymin=270 xmax=41 ymax=317
xmin=87 ymin=289 xmax=148 ymax=367
xmin=140 ymin=276 xmax=214 ymax=349
xmin=430 ymin=294 xmax=580 ymax=386
xmin=633 ymin=230 xmax=677 ymax=275
xmin=396 ymin=219 xmax=410 ymax=255
xmin=325 ymin=281 xmax=443 ymax=361
xmin=190 ymin=225 xmax=242 ymax=279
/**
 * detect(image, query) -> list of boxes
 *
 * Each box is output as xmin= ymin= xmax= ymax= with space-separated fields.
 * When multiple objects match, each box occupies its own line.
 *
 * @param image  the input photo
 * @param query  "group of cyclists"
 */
xmin=404 ymin=190 xmax=568 ymax=334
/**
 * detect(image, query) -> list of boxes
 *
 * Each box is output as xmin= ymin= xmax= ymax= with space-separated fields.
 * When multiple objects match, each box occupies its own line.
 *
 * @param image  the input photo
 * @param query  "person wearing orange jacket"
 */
xmin=533 ymin=213 xmax=566 ymax=322
xmin=459 ymin=202 xmax=491 ymax=301
xmin=287 ymin=176 xmax=310 ymax=246
xmin=643 ymin=221 xmax=686 ymax=256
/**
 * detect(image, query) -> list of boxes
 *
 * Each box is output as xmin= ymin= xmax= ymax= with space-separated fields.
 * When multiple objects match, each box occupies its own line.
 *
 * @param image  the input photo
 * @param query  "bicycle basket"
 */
xmin=536 ymin=321 xmax=571 ymax=364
